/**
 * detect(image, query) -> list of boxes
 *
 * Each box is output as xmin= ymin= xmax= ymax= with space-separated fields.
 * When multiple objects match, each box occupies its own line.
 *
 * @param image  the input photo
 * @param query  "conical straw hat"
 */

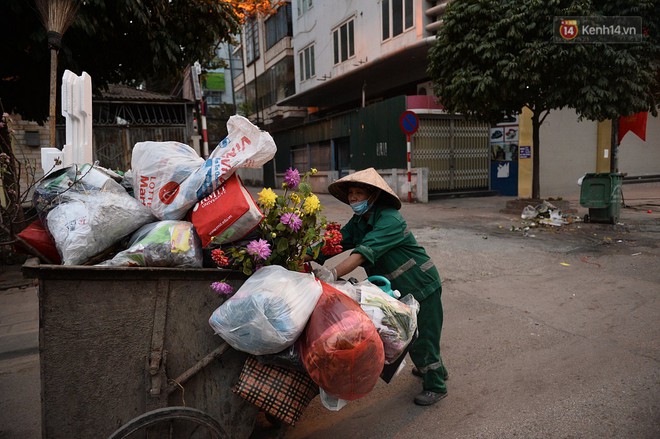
xmin=328 ymin=168 xmax=401 ymax=210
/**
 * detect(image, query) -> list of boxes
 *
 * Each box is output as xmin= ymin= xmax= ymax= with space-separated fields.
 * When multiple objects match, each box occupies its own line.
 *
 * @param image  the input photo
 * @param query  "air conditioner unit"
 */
xmin=416 ymin=81 xmax=433 ymax=96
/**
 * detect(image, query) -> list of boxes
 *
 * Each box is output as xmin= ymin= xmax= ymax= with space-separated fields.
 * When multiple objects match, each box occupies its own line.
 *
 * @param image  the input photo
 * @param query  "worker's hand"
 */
xmin=312 ymin=266 xmax=337 ymax=282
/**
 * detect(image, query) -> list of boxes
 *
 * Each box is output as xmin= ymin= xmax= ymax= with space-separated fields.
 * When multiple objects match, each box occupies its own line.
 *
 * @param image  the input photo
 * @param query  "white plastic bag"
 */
xmin=45 ymin=188 xmax=156 ymax=265
xmin=209 ymin=266 xmax=322 ymax=355
xmin=130 ymin=141 xmax=205 ymax=220
xmin=319 ymin=388 xmax=348 ymax=412
xmin=193 ymin=115 xmax=277 ymax=200
xmin=130 ymin=115 xmax=276 ymax=220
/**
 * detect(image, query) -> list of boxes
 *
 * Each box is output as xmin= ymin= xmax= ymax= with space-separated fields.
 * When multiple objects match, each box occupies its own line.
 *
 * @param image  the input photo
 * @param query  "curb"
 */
xmin=0 ymin=332 xmax=39 ymax=361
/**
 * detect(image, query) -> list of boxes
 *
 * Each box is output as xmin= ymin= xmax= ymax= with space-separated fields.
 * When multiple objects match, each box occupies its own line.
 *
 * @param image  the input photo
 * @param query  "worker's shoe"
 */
xmin=414 ymin=390 xmax=447 ymax=406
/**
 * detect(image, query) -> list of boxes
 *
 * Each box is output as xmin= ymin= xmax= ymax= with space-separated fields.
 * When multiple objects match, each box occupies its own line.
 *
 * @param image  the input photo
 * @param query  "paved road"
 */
xmin=1 ymin=183 xmax=659 ymax=438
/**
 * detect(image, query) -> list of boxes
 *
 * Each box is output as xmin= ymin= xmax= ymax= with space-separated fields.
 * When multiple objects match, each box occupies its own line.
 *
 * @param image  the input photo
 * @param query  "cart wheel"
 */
xmin=108 ymin=406 xmax=227 ymax=439
xmin=583 ymin=214 xmax=590 ymax=223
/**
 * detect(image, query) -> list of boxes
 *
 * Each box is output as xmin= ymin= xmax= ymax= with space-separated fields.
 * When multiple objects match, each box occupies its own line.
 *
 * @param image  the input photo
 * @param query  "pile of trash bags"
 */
xmin=15 ymin=114 xmax=420 ymax=412
xmin=209 ymin=265 xmax=419 ymax=411
xmin=17 ymin=115 xmax=275 ymax=266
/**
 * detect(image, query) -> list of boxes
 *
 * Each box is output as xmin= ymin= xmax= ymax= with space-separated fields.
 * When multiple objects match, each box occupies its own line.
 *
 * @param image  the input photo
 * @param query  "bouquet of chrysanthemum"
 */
xmin=210 ymin=168 xmax=337 ymax=297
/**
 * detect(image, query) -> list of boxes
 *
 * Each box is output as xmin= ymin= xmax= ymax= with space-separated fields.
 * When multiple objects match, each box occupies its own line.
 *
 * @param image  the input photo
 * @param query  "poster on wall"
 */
xmin=490 ymin=117 xmax=519 ymax=162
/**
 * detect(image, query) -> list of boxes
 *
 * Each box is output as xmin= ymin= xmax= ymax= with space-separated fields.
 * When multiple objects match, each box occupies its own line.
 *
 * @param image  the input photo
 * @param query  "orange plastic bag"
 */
xmin=298 ymin=281 xmax=384 ymax=400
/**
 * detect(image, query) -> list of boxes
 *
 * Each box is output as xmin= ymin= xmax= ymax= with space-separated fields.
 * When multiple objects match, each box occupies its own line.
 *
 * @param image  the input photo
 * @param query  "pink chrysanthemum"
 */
xmin=211 ymin=281 xmax=234 ymax=296
xmin=246 ymin=239 xmax=272 ymax=260
xmin=283 ymin=167 xmax=301 ymax=189
xmin=280 ymin=212 xmax=303 ymax=232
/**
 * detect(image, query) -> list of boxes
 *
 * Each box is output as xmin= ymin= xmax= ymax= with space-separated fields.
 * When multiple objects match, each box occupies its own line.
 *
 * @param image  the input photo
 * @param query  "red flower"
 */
xmin=211 ymin=248 xmax=230 ymax=267
xmin=321 ymin=223 xmax=343 ymax=256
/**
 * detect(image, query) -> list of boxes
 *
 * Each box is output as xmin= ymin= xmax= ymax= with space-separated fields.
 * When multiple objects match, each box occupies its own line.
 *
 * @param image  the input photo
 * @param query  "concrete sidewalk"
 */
xmin=0 ymin=273 xmax=38 ymax=361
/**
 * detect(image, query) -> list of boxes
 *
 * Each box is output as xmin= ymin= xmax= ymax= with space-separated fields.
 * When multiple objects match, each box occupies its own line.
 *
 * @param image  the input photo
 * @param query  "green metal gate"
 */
xmin=413 ymin=116 xmax=490 ymax=192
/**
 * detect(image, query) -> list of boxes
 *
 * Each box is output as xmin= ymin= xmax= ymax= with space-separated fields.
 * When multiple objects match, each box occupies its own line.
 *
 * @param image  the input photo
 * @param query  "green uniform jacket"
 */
xmin=333 ymin=205 xmax=441 ymax=301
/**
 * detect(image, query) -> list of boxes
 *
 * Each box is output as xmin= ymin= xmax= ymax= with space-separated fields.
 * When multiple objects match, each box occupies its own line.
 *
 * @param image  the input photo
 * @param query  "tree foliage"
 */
xmin=0 ymin=0 xmax=252 ymax=123
xmin=427 ymin=0 xmax=660 ymax=198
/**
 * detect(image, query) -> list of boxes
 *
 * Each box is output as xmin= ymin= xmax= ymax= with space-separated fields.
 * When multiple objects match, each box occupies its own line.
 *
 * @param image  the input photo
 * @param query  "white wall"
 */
xmin=292 ymin=0 xmax=425 ymax=95
xmin=539 ymin=109 xmax=597 ymax=198
xmin=539 ymin=109 xmax=660 ymax=198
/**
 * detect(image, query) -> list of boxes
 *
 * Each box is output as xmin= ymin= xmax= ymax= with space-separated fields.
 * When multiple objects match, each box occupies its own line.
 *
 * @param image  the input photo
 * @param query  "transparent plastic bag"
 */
xmin=209 ymin=266 xmax=322 ymax=355
xmin=97 ymin=221 xmax=202 ymax=267
xmin=327 ymin=279 xmax=420 ymax=364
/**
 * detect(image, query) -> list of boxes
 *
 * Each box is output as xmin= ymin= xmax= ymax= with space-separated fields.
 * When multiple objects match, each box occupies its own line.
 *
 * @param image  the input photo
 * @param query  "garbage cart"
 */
xmin=579 ymin=173 xmax=624 ymax=224
xmin=22 ymin=260 xmax=257 ymax=439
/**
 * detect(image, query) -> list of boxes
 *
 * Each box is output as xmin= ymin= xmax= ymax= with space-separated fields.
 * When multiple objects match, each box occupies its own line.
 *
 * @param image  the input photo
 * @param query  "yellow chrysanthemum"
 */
xmin=302 ymin=194 xmax=321 ymax=214
xmin=258 ymin=188 xmax=278 ymax=209
xmin=290 ymin=193 xmax=301 ymax=204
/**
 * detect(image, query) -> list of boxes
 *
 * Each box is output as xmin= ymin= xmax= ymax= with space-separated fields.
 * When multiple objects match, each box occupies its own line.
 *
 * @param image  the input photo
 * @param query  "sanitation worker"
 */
xmin=312 ymin=167 xmax=448 ymax=406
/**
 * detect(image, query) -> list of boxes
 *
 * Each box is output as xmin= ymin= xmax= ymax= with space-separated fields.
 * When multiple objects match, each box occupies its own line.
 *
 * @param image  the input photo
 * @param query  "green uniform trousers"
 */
xmin=409 ymin=285 xmax=448 ymax=394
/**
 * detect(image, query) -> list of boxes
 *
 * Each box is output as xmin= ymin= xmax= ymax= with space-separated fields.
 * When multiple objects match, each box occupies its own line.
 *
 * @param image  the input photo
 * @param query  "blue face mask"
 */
xmin=350 ymin=199 xmax=371 ymax=215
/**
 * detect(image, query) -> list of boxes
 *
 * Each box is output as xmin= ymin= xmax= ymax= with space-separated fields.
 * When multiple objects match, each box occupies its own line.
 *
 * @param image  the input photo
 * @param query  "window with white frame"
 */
xmin=296 ymin=0 xmax=313 ymax=17
xmin=333 ymin=18 xmax=355 ymax=64
xmin=381 ymin=0 xmax=414 ymax=40
xmin=298 ymin=44 xmax=315 ymax=81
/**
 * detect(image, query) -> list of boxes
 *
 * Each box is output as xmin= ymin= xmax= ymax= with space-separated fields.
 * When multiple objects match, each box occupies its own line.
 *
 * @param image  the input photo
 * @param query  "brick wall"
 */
xmin=7 ymin=114 xmax=49 ymax=200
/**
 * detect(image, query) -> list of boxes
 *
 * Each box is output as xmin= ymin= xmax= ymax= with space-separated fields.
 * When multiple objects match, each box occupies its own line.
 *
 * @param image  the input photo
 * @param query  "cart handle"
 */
xmin=165 ymin=342 xmax=231 ymax=394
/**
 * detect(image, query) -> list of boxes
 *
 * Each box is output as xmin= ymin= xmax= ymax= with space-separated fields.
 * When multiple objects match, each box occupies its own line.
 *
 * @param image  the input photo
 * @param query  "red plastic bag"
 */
xmin=15 ymin=219 xmax=61 ymax=264
xmin=298 ymin=282 xmax=384 ymax=400
xmin=189 ymin=173 xmax=263 ymax=246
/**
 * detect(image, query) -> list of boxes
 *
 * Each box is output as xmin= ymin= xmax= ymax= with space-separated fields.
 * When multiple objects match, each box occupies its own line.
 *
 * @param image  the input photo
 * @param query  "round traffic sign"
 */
xmin=399 ymin=111 xmax=419 ymax=135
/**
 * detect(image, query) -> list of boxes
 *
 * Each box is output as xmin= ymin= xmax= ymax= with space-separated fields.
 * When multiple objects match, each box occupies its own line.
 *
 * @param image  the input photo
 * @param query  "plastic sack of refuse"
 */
xmin=328 ymin=279 xmax=419 ymax=364
xmin=298 ymin=281 xmax=384 ymax=401
xmin=189 ymin=173 xmax=263 ymax=247
xmin=130 ymin=141 xmax=205 ymax=220
xmin=192 ymin=115 xmax=277 ymax=200
xmin=357 ymin=285 xmax=419 ymax=364
xmin=33 ymin=163 xmax=126 ymax=217
xmin=97 ymin=221 xmax=202 ymax=268
xmin=209 ymin=266 xmax=322 ymax=355
xmin=44 ymin=188 xmax=155 ymax=265
xmin=131 ymin=115 xmax=276 ymax=220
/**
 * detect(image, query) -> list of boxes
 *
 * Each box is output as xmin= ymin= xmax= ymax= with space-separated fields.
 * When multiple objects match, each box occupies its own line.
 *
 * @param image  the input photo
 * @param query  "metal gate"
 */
xmin=413 ymin=117 xmax=490 ymax=192
xmin=94 ymin=126 xmax=187 ymax=171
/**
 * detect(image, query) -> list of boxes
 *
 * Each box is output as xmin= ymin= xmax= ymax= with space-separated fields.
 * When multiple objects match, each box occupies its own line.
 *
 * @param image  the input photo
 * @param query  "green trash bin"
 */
xmin=579 ymin=173 xmax=623 ymax=224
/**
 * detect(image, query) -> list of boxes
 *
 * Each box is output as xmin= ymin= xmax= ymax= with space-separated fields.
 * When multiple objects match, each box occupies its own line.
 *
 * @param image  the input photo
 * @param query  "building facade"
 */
xmin=234 ymin=0 xmax=659 ymax=199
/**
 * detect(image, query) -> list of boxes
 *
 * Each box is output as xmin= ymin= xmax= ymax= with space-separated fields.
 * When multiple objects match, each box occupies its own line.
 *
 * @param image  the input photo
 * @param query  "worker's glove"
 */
xmin=312 ymin=266 xmax=337 ymax=282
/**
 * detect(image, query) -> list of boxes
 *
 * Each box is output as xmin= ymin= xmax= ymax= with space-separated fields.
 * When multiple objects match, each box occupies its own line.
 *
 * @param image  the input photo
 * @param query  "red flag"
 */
xmin=618 ymin=112 xmax=648 ymax=143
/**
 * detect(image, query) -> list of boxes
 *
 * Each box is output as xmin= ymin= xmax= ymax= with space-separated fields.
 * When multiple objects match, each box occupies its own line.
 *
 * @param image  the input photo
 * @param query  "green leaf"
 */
xmin=276 ymin=237 xmax=289 ymax=253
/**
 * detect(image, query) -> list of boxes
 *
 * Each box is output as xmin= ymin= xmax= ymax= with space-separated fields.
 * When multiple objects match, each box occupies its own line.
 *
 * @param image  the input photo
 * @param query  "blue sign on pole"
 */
xmin=399 ymin=111 xmax=419 ymax=136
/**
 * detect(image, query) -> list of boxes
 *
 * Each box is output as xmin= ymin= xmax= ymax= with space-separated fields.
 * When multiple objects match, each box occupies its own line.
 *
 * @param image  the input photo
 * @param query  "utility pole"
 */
xmin=193 ymin=61 xmax=209 ymax=157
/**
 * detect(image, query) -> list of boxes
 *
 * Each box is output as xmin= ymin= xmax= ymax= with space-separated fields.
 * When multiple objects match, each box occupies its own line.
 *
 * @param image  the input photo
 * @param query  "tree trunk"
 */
xmin=531 ymin=110 xmax=541 ymax=199
xmin=610 ymin=117 xmax=619 ymax=173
